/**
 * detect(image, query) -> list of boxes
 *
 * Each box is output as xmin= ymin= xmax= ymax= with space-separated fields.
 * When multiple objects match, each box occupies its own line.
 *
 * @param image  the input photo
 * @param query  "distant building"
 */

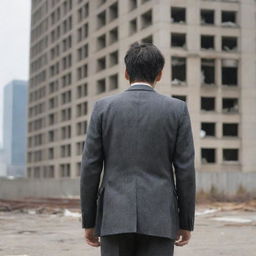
xmin=3 ymin=80 xmax=28 ymax=177
xmin=27 ymin=0 xmax=256 ymax=178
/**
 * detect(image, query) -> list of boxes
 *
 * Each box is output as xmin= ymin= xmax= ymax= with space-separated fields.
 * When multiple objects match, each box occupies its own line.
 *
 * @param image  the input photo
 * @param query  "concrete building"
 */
xmin=3 ymin=80 xmax=28 ymax=177
xmin=27 ymin=0 xmax=256 ymax=179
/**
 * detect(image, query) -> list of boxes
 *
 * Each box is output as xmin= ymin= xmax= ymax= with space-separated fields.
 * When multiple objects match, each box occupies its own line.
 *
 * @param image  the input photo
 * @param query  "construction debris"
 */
xmin=0 ymin=197 xmax=255 ymax=216
xmin=0 ymin=197 xmax=80 ymax=214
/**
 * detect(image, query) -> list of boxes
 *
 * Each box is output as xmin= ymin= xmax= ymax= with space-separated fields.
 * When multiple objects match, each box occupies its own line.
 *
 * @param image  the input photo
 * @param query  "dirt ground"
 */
xmin=0 ymin=203 xmax=256 ymax=256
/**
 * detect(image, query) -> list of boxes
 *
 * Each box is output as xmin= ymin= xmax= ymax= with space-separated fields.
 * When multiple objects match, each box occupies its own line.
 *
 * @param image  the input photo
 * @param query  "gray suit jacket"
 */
xmin=80 ymin=83 xmax=196 ymax=239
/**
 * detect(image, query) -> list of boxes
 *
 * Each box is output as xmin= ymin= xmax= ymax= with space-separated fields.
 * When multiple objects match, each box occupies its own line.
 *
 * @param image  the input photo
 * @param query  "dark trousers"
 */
xmin=100 ymin=232 xmax=175 ymax=256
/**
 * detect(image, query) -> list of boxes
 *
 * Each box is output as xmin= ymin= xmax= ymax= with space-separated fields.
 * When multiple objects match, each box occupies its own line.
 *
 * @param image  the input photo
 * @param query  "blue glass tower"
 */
xmin=3 ymin=80 xmax=28 ymax=177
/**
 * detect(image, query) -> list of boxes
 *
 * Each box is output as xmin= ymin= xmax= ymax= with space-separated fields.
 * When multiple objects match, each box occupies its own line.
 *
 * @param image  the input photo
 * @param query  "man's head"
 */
xmin=124 ymin=42 xmax=165 ymax=86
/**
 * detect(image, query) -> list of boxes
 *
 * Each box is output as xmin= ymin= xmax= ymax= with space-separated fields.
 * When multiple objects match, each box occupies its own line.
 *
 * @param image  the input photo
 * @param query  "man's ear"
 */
xmin=125 ymin=69 xmax=129 ymax=81
xmin=156 ymin=70 xmax=162 ymax=82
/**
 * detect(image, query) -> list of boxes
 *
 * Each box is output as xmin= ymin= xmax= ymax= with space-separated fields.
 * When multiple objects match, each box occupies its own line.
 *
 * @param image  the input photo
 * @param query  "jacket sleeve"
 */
xmin=80 ymin=100 xmax=104 ymax=229
xmin=172 ymin=102 xmax=196 ymax=231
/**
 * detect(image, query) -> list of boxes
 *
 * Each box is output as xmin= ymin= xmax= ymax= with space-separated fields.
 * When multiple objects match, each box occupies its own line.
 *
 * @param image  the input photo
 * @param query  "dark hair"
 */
xmin=124 ymin=42 xmax=165 ymax=83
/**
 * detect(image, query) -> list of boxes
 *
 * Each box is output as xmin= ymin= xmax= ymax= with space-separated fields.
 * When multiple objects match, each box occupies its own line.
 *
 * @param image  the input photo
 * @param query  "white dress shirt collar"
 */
xmin=130 ymin=82 xmax=152 ymax=87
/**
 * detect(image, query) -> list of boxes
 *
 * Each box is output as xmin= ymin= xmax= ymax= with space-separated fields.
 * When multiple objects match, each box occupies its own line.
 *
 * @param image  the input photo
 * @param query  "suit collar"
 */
xmin=125 ymin=83 xmax=155 ymax=92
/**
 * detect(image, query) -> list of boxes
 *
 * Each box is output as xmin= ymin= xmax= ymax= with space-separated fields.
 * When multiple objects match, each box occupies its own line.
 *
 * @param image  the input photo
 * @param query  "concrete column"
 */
xmin=240 ymin=0 xmax=256 ymax=172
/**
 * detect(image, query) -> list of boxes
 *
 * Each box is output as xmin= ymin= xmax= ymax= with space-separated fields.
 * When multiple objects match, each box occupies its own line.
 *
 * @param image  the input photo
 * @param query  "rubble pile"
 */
xmin=0 ymin=197 xmax=80 ymax=214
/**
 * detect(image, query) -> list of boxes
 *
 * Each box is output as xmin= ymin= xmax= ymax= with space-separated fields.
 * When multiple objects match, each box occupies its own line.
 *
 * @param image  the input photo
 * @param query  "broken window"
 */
xmin=200 ymin=9 xmax=214 ymax=25
xmin=221 ymin=10 xmax=237 ymax=27
xmin=171 ymin=57 xmax=186 ymax=85
xmin=171 ymin=33 xmax=186 ymax=48
xmin=129 ymin=18 xmax=137 ymax=35
xmin=222 ymin=98 xmax=239 ymax=113
xmin=109 ymin=74 xmax=118 ymax=90
xmin=141 ymin=35 xmax=153 ymax=44
xmin=97 ymin=34 xmax=106 ymax=50
xmin=109 ymin=2 xmax=118 ymax=22
xmin=171 ymin=7 xmax=186 ymax=23
xmin=172 ymin=95 xmax=187 ymax=102
xmin=223 ymin=149 xmax=239 ymax=162
xmin=97 ymin=10 xmax=106 ymax=29
xmin=97 ymin=56 xmax=106 ymax=71
xmin=201 ymin=148 xmax=216 ymax=163
xmin=223 ymin=123 xmax=238 ymax=137
xmin=201 ymin=59 xmax=215 ymax=85
xmin=201 ymin=97 xmax=215 ymax=111
xmin=96 ymin=79 xmax=106 ymax=94
xmin=201 ymin=122 xmax=215 ymax=137
xmin=129 ymin=0 xmax=137 ymax=11
xmin=222 ymin=36 xmax=237 ymax=52
xmin=201 ymin=35 xmax=214 ymax=50
xmin=109 ymin=27 xmax=118 ymax=44
xmin=141 ymin=9 xmax=152 ymax=29
xmin=221 ymin=59 xmax=238 ymax=86
xmin=109 ymin=50 xmax=118 ymax=67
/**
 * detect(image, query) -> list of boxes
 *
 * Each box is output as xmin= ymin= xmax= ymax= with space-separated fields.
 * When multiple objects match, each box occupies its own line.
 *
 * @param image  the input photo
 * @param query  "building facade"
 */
xmin=3 ymin=80 xmax=28 ymax=177
xmin=27 ymin=0 xmax=256 ymax=178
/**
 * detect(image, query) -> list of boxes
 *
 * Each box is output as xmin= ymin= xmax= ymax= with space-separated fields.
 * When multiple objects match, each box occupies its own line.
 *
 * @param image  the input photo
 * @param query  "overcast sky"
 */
xmin=0 ymin=0 xmax=31 ymax=147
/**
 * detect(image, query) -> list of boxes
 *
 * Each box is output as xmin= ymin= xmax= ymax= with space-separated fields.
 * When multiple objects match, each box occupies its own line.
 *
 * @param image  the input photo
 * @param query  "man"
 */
xmin=80 ymin=42 xmax=196 ymax=256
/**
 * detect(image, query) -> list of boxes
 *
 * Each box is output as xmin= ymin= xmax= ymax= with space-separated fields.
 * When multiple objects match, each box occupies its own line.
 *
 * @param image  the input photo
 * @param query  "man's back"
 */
xmin=80 ymin=42 xmax=195 ymax=255
xmin=80 ymin=83 xmax=195 ymax=239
